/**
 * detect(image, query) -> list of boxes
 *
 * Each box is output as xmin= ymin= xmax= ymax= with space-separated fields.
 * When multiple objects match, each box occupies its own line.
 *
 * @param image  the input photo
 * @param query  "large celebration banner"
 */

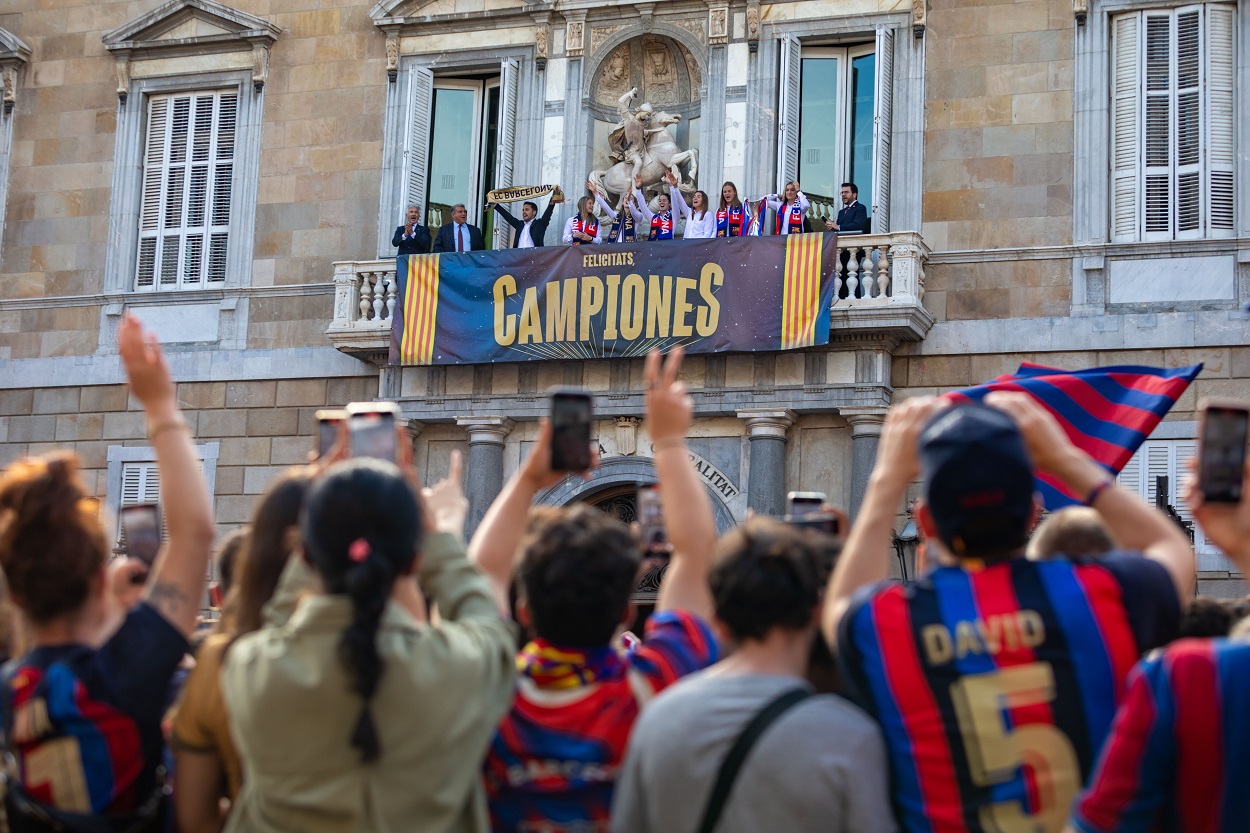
xmin=389 ymin=234 xmax=838 ymax=366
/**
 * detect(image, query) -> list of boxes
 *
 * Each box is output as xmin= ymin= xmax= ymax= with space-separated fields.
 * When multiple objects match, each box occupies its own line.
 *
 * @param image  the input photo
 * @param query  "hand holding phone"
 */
xmin=637 ymin=484 xmax=670 ymax=555
xmin=315 ymin=409 xmax=347 ymax=459
xmin=784 ymin=491 xmax=841 ymax=536
xmin=121 ymin=503 xmax=162 ymax=569
xmin=1198 ymin=399 xmax=1249 ymax=504
xmin=550 ymin=389 xmax=593 ymax=472
xmin=347 ymin=402 xmax=400 ymax=463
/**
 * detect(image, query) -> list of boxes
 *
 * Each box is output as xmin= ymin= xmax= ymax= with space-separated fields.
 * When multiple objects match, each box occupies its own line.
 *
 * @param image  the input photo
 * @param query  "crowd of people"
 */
xmin=0 ymin=315 xmax=1247 ymax=833
xmin=392 ymin=178 xmax=873 ymax=252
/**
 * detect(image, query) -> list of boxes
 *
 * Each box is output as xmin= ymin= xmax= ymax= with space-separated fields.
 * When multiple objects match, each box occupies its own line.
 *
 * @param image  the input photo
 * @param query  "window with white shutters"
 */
xmin=135 ymin=90 xmax=237 ymax=291
xmin=1117 ymin=439 xmax=1227 ymax=572
xmin=115 ymin=461 xmax=161 ymax=553
xmin=1110 ymin=5 xmax=1235 ymax=243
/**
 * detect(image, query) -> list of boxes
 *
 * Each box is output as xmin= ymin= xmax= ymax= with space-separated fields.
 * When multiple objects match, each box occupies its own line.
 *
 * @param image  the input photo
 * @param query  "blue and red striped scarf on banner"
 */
xmin=948 ymin=362 xmax=1202 ymax=509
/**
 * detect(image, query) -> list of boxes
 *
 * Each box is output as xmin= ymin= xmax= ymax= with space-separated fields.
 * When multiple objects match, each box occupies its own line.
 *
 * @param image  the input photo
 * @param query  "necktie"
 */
xmin=457 ymin=225 xmax=464 ymax=253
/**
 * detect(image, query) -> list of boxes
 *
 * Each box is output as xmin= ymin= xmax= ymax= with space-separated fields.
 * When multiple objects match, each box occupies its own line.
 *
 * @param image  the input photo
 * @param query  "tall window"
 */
xmin=1117 ymin=439 xmax=1222 ymax=570
xmin=136 ymin=90 xmax=237 ymax=291
xmin=1111 ymin=5 xmax=1235 ymax=243
xmin=797 ymin=47 xmax=875 ymax=209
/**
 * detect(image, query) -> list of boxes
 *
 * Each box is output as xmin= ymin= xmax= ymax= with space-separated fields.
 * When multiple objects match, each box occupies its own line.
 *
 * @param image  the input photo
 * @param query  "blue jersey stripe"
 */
xmin=1216 ymin=645 xmax=1250 ymax=829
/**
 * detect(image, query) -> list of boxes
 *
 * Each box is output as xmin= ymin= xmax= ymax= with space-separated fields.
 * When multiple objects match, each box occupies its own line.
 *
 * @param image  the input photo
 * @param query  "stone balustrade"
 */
xmin=327 ymin=231 xmax=930 ymax=353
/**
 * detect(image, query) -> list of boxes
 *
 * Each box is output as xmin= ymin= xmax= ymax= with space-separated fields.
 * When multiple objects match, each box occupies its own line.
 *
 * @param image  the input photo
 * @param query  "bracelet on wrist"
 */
xmin=1085 ymin=479 xmax=1114 ymax=506
xmin=652 ymin=437 xmax=686 ymax=453
xmin=147 ymin=416 xmax=190 ymax=442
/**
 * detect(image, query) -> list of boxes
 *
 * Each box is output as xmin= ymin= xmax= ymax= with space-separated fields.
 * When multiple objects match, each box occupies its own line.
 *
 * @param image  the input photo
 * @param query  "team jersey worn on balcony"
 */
xmin=483 ymin=609 xmax=717 ymax=833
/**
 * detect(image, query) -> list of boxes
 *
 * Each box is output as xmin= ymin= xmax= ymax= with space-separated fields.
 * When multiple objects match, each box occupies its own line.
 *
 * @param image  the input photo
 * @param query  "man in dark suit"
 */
xmin=433 ymin=203 xmax=486 ymax=253
xmin=825 ymin=182 xmax=870 ymax=234
xmin=492 ymin=195 xmax=557 ymax=248
xmin=392 ymin=204 xmax=432 ymax=254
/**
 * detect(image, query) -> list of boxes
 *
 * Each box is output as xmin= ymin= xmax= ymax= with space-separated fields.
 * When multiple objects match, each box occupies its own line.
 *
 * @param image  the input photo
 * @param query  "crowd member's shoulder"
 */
xmin=628 ymin=609 xmax=719 ymax=692
xmin=1055 ymin=550 xmax=1182 ymax=649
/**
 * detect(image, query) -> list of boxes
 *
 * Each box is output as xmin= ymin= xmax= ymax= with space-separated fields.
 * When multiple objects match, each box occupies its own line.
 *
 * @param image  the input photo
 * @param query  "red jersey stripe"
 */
xmin=1170 ymin=642 xmax=1224 ymax=833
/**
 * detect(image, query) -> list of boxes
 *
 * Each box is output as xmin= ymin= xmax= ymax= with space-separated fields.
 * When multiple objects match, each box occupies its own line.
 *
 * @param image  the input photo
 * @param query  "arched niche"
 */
xmin=585 ymin=30 xmax=705 ymax=179
xmin=534 ymin=456 xmax=737 ymax=534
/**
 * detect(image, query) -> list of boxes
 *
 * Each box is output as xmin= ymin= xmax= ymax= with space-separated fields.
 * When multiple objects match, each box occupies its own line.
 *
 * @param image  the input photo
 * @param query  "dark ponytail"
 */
xmin=299 ymin=459 xmax=423 ymax=763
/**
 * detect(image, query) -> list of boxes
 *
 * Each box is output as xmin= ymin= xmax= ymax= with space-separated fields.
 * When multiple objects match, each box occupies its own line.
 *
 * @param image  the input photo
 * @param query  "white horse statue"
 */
xmin=589 ymin=88 xmax=697 ymax=207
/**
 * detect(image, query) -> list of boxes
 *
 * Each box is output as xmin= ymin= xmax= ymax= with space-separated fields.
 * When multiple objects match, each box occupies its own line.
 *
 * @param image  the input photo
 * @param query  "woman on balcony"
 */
xmin=760 ymin=181 xmax=809 ymax=236
xmin=668 ymin=171 xmax=715 ymax=240
xmin=562 ymin=195 xmax=603 ymax=245
xmin=715 ymin=182 xmax=747 ymax=238
xmin=589 ymin=179 xmax=643 ymax=244
xmin=632 ymin=174 xmax=678 ymax=241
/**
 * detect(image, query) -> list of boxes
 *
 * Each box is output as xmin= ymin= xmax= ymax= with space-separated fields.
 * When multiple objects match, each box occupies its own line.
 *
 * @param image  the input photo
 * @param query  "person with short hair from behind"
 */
xmin=171 ymin=470 xmax=312 ymax=833
xmin=612 ymin=518 xmax=896 ymax=833
xmin=1026 ymin=505 xmax=1116 ymax=560
xmin=825 ymin=393 xmax=1194 ymax=833
xmin=1068 ymin=456 xmax=1250 ymax=833
xmin=222 ymin=453 xmax=515 ymax=833
xmin=471 ymin=347 xmax=718 ymax=833
xmin=0 ymin=314 xmax=215 ymax=832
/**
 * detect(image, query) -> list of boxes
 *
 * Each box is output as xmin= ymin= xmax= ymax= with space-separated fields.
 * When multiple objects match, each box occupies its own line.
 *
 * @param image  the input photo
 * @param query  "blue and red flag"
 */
xmin=949 ymin=363 xmax=1202 ymax=510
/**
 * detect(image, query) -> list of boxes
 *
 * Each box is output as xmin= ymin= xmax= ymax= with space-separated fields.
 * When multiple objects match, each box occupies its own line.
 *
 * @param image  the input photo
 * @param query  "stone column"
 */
xmin=737 ymin=409 xmax=795 ymax=518
xmin=840 ymin=407 xmax=887 ymax=520
xmin=456 ymin=417 xmax=514 ymax=538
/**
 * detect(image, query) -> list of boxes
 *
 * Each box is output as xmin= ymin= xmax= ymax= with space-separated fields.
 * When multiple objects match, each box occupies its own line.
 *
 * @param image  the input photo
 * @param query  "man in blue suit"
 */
xmin=825 ymin=183 xmax=870 ymax=234
xmin=433 ymin=203 xmax=486 ymax=253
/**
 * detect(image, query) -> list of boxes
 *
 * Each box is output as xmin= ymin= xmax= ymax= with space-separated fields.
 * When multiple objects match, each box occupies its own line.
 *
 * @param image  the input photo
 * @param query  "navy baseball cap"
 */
xmin=919 ymin=402 xmax=1036 ymax=557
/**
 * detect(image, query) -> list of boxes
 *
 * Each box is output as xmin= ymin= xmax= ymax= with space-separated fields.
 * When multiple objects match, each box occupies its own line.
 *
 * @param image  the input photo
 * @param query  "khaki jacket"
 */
xmin=222 ymin=533 xmax=516 ymax=833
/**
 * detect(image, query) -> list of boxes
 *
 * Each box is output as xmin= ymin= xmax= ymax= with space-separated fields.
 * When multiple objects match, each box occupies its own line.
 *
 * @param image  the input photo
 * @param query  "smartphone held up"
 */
xmin=120 ymin=503 xmax=161 ymax=570
xmin=1198 ymin=399 xmax=1249 ymax=504
xmin=550 ymin=388 xmax=593 ymax=472
xmin=346 ymin=402 xmax=400 ymax=463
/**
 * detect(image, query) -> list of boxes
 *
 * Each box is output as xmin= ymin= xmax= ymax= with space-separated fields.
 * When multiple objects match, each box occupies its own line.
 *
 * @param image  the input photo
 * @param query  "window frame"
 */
xmin=103 ymin=69 xmax=263 ymax=298
xmin=794 ymin=43 xmax=877 ymax=211
xmin=105 ymin=442 xmax=220 ymax=555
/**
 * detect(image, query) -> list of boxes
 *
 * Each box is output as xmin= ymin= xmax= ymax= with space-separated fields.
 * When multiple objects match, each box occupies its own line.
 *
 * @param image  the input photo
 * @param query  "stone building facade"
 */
xmin=0 ymin=0 xmax=1246 ymax=591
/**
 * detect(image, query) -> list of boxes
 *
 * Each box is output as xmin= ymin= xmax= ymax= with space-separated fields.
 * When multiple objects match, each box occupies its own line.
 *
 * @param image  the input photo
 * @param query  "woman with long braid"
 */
xmin=221 ymin=453 xmax=515 ymax=833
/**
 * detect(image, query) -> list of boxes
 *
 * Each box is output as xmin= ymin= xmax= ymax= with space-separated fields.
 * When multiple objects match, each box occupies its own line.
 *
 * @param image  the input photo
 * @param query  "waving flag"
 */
xmin=949 ymin=363 xmax=1203 ymax=509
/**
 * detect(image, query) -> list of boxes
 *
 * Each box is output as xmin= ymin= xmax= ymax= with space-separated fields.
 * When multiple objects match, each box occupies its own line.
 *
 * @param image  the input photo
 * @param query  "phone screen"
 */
xmin=316 ymin=410 xmax=347 ymax=458
xmin=551 ymin=391 xmax=592 ymax=471
xmin=637 ymin=484 xmax=669 ymax=555
xmin=349 ymin=411 xmax=397 ymax=462
xmin=1200 ymin=405 xmax=1249 ymax=503
xmin=787 ymin=492 xmax=827 ymax=517
xmin=121 ymin=504 xmax=161 ymax=568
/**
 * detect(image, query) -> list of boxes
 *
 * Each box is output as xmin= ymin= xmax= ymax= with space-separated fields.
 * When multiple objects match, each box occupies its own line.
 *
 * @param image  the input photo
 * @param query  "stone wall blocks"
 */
xmin=947 ymin=287 xmax=1010 ymax=320
xmin=6 ymin=415 xmax=55 ymax=444
xmin=0 ymin=390 xmax=34 ymax=417
xmin=196 ymin=410 xmax=250 ymax=438
xmin=276 ymin=379 xmax=329 ymax=407
xmin=226 ymin=381 xmax=278 ymax=409
xmin=326 ymin=377 xmax=377 ymax=407
xmin=271 ymin=436 xmax=314 ymax=466
xmin=246 ymin=408 xmax=301 ymax=438
xmin=926 ymin=128 xmax=984 ymax=162
xmin=908 ymin=355 xmax=973 ymax=388
xmin=177 ymin=382 xmax=228 ymax=411
xmin=214 ymin=466 xmax=245 ymax=496
xmin=1012 ymin=29 xmax=1072 ymax=65
xmin=1164 ymin=348 xmax=1230 ymax=378
xmin=1230 ymin=347 xmax=1250 ymax=379
xmin=214 ymin=495 xmax=259 ymax=526
xmin=101 ymin=412 xmax=144 ymax=441
xmin=244 ymin=466 xmax=287 ymax=495
xmin=55 ymin=414 xmax=103 ymax=442
xmin=219 ymin=438 xmax=272 ymax=467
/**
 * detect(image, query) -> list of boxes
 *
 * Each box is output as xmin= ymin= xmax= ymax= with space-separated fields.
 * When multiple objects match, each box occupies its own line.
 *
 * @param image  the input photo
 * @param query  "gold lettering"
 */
xmin=518 ymin=286 xmax=541 ymax=344
xmin=545 ymin=278 xmax=578 ymax=342
xmin=923 ymin=624 xmax=953 ymax=666
xmin=493 ymin=275 xmax=517 ymax=346
xmin=980 ymin=616 xmax=1004 ymax=655
xmin=1019 ymin=610 xmax=1046 ymax=649
xmin=696 ymin=263 xmax=724 ymax=337
xmin=580 ymin=276 xmax=605 ymax=341
xmin=645 ymin=274 xmax=673 ymax=339
xmin=620 ymin=274 xmax=645 ymax=340
xmin=955 ymin=620 xmax=983 ymax=659
xmin=672 ymin=276 xmax=697 ymax=337
xmin=604 ymin=275 xmax=621 ymax=340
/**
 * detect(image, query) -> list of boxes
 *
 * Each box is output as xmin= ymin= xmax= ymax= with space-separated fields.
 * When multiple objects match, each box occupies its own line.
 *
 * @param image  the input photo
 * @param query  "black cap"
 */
xmin=919 ymin=402 xmax=1035 ymax=557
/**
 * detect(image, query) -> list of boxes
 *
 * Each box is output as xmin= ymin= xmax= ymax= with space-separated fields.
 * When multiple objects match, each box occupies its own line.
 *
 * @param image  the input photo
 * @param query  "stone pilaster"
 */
xmin=456 ymin=417 xmax=515 ymax=537
xmin=737 ymin=409 xmax=795 ymax=517
xmin=840 ymin=407 xmax=887 ymax=520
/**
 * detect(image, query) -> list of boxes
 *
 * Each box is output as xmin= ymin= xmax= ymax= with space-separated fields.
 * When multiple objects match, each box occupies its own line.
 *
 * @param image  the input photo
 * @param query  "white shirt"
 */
xmin=518 ymin=221 xmax=535 ymax=248
xmin=762 ymin=191 xmax=810 ymax=235
xmin=562 ymin=215 xmax=602 ymax=244
xmin=671 ymin=189 xmax=717 ymax=239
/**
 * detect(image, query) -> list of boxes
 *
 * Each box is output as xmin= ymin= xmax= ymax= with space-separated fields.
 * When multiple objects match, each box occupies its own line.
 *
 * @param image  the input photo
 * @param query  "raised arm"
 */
xmin=593 ymin=192 xmax=620 ymax=221
xmin=670 ymin=186 xmax=692 ymax=224
xmin=823 ymin=396 xmax=944 ymax=648
xmin=632 ymin=183 xmax=655 ymax=221
xmin=119 ymin=315 xmax=216 ymax=638
xmin=541 ymin=197 xmax=557 ymax=223
xmin=493 ymin=203 xmax=519 ymax=229
xmin=987 ymin=392 xmax=1195 ymax=600
xmin=795 ymin=190 xmax=810 ymax=213
xmin=468 ymin=422 xmax=596 ymax=615
xmin=647 ymin=348 xmax=715 ymax=620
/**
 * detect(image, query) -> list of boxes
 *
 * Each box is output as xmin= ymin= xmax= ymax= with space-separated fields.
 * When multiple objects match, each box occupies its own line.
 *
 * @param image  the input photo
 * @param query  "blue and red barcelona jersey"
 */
xmin=484 ymin=609 xmax=717 ymax=833
xmin=838 ymin=554 xmax=1179 ymax=833
xmin=4 ymin=603 xmax=187 ymax=815
xmin=1073 ymin=638 xmax=1250 ymax=833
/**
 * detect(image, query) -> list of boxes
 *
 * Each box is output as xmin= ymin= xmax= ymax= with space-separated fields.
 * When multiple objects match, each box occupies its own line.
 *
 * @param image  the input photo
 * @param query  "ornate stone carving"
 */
xmin=566 ymin=18 xmax=585 ymax=58
xmin=385 ymin=31 xmax=399 ymax=81
xmin=1073 ymin=0 xmax=1088 ymax=25
xmin=709 ymin=5 xmax=729 ymax=45
xmin=589 ymin=25 xmax=623 ymax=56
xmin=114 ymin=56 xmax=130 ymax=104
xmin=746 ymin=0 xmax=760 ymax=51
xmin=615 ymin=417 xmax=640 ymax=456
xmin=589 ymin=85 xmax=698 ymax=205
xmin=913 ymin=0 xmax=927 ymax=38
xmin=597 ymin=44 xmax=632 ymax=101
xmin=1 ymin=67 xmax=15 ymax=113
xmin=251 ymin=41 xmax=269 ymax=91
xmin=682 ymin=42 xmax=701 ymax=97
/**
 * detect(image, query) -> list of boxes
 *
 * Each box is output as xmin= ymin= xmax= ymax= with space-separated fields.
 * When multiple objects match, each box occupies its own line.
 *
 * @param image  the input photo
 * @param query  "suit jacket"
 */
xmin=835 ymin=201 xmax=870 ymax=234
xmin=493 ymin=202 xmax=556 ymax=248
xmin=433 ymin=222 xmax=486 ymax=253
xmin=392 ymin=224 xmax=432 ymax=255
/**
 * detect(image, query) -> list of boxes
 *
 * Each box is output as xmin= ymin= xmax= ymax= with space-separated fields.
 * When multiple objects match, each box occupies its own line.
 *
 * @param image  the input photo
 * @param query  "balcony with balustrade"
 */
xmin=326 ymin=231 xmax=934 ymax=361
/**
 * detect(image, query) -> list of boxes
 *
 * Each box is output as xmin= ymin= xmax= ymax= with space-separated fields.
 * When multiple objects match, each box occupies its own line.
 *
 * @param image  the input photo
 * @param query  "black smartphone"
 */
xmin=637 ymin=484 xmax=669 ymax=555
xmin=785 ymin=491 xmax=839 ymax=535
xmin=1198 ymin=399 xmax=1249 ymax=504
xmin=346 ymin=402 xmax=400 ymax=463
xmin=120 ymin=503 xmax=161 ymax=569
xmin=787 ymin=491 xmax=827 ymax=517
xmin=550 ymin=388 xmax=593 ymax=472
xmin=315 ymin=409 xmax=347 ymax=458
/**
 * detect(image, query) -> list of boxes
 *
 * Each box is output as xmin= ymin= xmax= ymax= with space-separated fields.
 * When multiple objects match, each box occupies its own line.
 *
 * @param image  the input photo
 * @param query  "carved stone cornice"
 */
xmin=0 ymin=29 xmax=31 ymax=115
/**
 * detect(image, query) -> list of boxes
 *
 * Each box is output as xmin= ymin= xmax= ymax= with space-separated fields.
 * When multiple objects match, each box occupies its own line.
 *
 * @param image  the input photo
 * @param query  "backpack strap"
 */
xmin=693 ymin=687 xmax=810 ymax=833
